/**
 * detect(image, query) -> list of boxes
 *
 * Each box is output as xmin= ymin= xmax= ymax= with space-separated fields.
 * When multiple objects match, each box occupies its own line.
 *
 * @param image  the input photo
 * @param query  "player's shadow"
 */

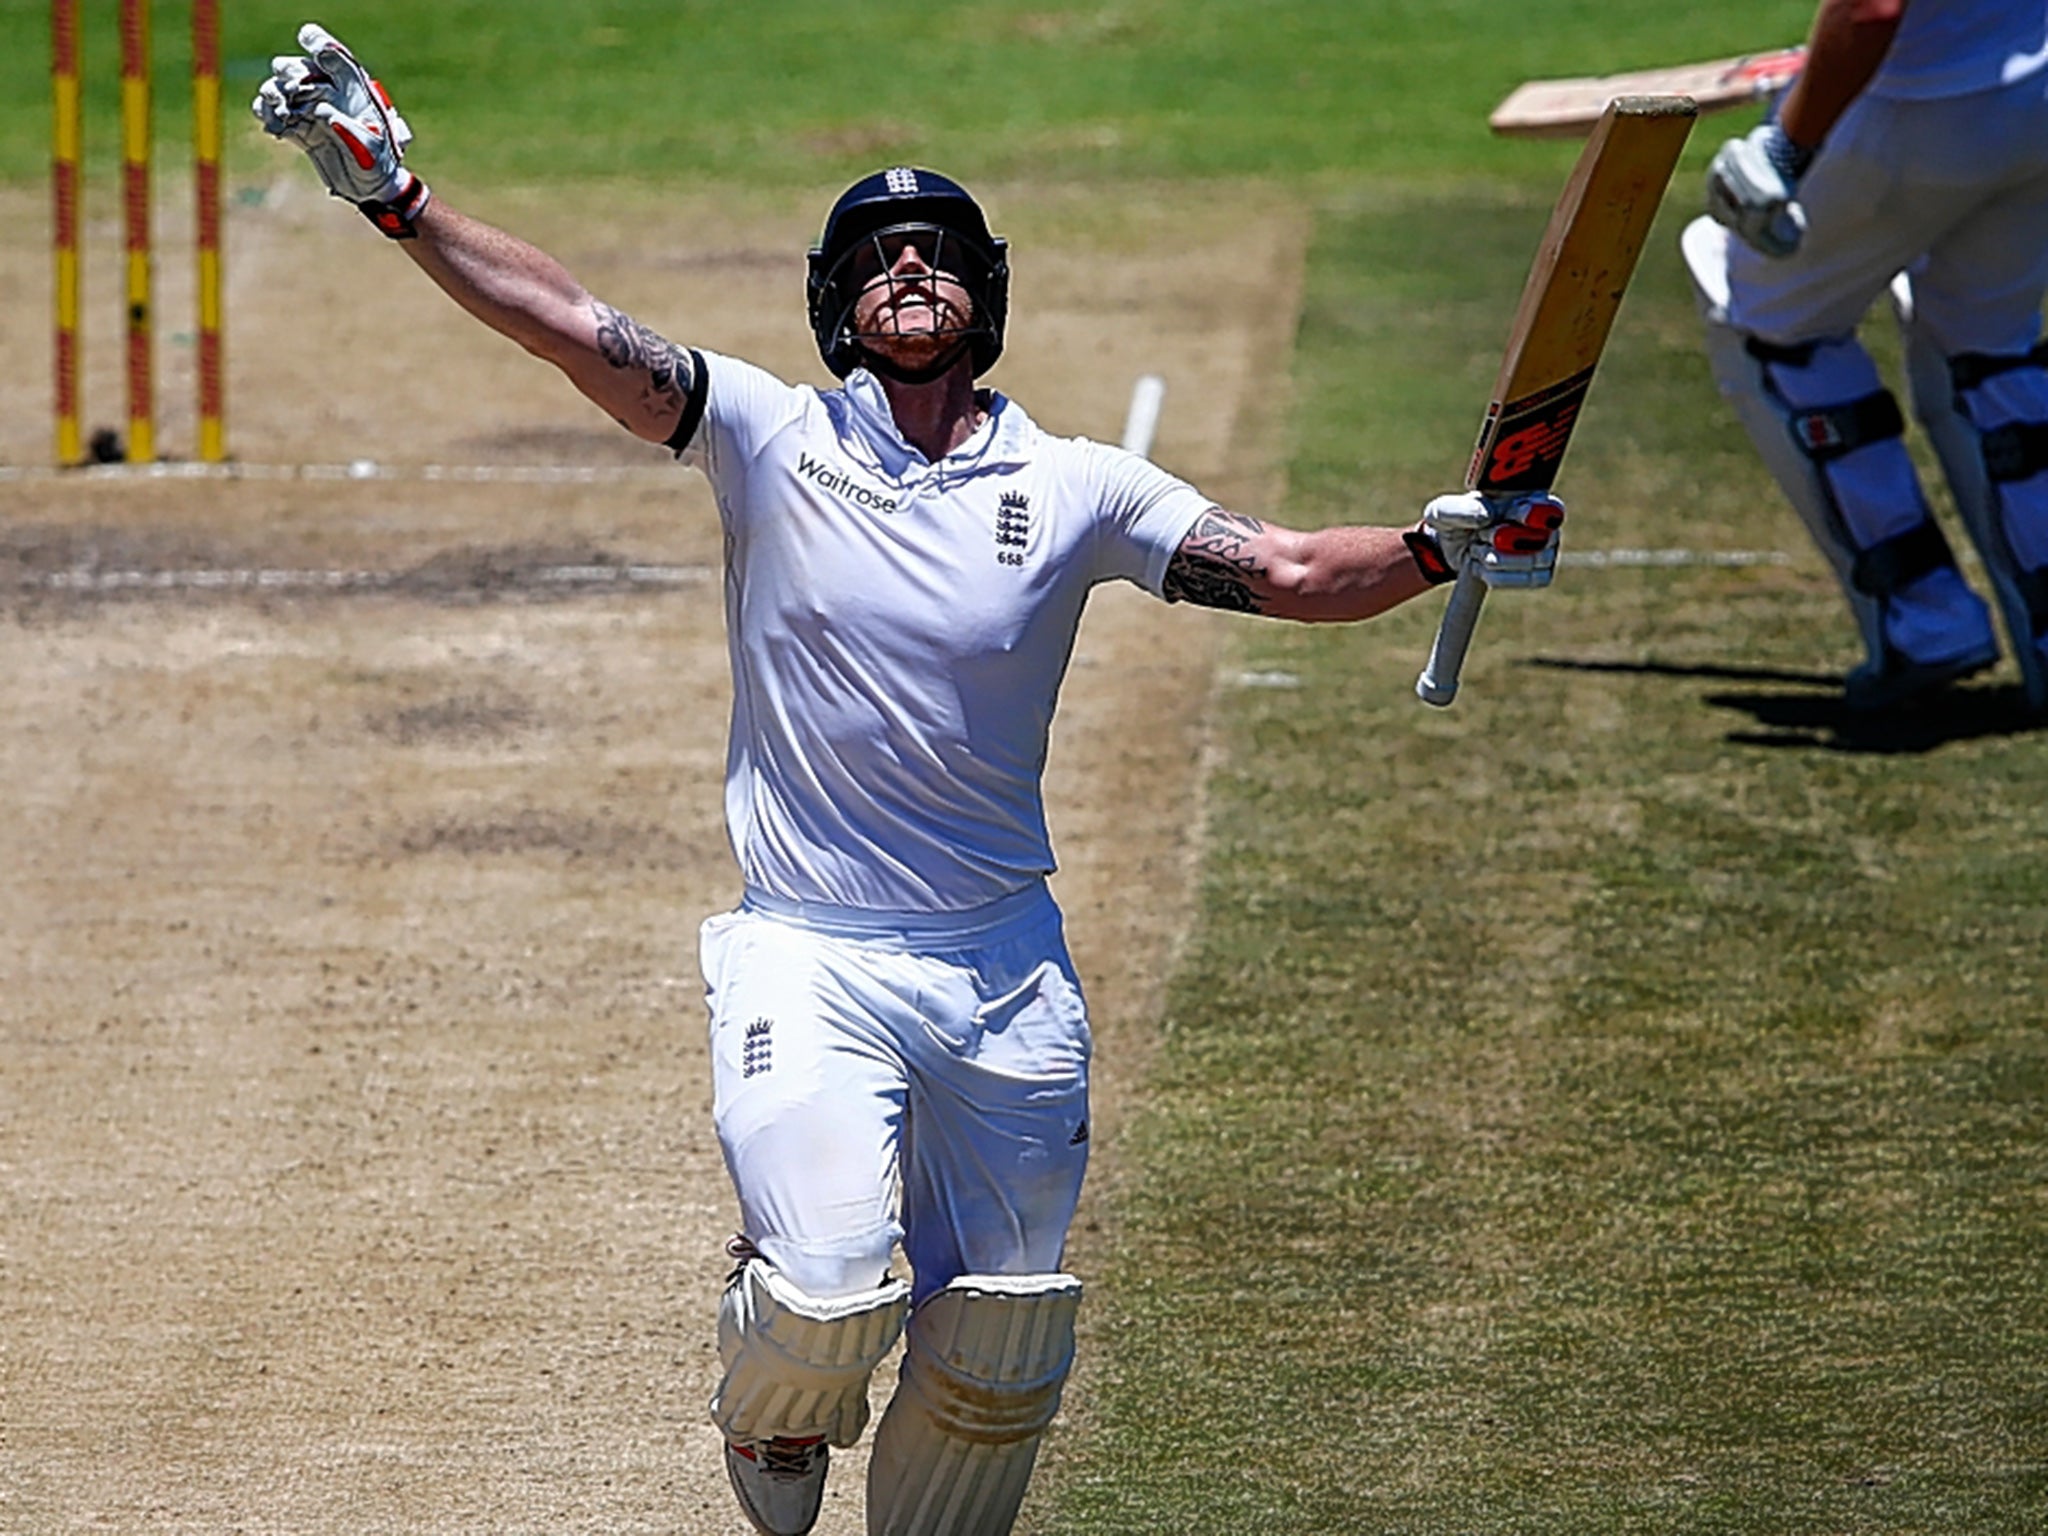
xmin=1528 ymin=657 xmax=2042 ymax=755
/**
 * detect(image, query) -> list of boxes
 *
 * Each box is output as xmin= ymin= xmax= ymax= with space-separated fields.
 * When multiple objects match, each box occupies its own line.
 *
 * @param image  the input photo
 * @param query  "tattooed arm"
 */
xmin=1162 ymin=508 xmax=1435 ymax=622
xmin=397 ymin=198 xmax=698 ymax=444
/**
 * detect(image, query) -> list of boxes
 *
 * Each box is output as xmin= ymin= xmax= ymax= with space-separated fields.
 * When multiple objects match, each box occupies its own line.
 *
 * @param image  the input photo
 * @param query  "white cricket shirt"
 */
xmin=681 ymin=353 xmax=1212 ymax=915
xmin=1872 ymin=1 xmax=2048 ymax=100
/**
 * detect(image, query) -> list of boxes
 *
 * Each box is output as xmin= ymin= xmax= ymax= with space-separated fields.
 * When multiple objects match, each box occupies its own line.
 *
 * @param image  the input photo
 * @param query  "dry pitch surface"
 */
xmin=1 ymin=176 xmax=1305 ymax=1533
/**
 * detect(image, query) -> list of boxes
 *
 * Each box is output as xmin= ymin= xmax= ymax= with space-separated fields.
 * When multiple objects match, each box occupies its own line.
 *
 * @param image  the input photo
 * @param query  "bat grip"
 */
xmin=1415 ymin=568 xmax=1488 ymax=706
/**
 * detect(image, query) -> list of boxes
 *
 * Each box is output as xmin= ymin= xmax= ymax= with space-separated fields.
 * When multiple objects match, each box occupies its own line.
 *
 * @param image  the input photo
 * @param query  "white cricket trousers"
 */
xmin=700 ymin=881 xmax=1092 ymax=1304
xmin=1726 ymin=71 xmax=2048 ymax=354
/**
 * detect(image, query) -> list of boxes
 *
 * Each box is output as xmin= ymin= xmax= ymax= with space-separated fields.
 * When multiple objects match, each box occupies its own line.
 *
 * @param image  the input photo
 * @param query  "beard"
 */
xmin=853 ymin=280 xmax=975 ymax=370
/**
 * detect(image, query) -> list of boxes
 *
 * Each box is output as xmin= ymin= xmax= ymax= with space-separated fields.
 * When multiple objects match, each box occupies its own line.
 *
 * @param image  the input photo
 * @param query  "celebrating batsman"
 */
xmin=255 ymin=22 xmax=1564 ymax=1536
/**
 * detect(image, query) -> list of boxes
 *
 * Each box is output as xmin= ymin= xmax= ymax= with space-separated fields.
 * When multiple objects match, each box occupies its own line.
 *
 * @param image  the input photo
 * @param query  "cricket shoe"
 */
xmin=725 ymin=1434 xmax=829 ymax=1536
xmin=1844 ymin=640 xmax=1997 ymax=714
xmin=2020 ymin=635 xmax=2048 ymax=718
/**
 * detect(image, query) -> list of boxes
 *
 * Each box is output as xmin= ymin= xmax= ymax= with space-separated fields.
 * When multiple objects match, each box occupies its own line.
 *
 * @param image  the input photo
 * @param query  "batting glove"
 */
xmin=1415 ymin=490 xmax=1565 ymax=589
xmin=1705 ymin=122 xmax=1812 ymax=258
xmin=253 ymin=22 xmax=431 ymax=239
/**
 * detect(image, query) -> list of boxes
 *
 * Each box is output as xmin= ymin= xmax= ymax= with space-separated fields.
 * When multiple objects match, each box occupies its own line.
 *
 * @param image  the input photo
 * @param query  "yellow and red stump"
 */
xmin=54 ymin=0 xmax=227 ymax=466
xmin=52 ymin=0 xmax=82 ymax=465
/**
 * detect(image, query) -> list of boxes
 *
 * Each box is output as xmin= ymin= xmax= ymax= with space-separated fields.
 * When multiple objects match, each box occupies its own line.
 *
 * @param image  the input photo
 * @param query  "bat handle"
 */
xmin=1416 ymin=568 xmax=1488 ymax=707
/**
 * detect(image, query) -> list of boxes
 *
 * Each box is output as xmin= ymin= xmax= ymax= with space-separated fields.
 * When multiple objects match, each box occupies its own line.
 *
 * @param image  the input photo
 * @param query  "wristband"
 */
xmin=1403 ymin=525 xmax=1457 ymax=585
xmin=1761 ymin=122 xmax=1814 ymax=184
xmin=359 ymin=172 xmax=431 ymax=240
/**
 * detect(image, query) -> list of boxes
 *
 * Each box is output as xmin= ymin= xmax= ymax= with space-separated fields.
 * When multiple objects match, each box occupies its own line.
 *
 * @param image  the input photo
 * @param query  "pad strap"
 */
xmin=1982 ymin=421 xmax=2048 ymax=484
xmin=1744 ymin=336 xmax=1820 ymax=367
xmin=1785 ymin=389 xmax=1906 ymax=465
xmin=1745 ymin=337 xmax=1909 ymax=463
xmin=1950 ymin=341 xmax=2048 ymax=394
xmin=2022 ymin=572 xmax=2048 ymax=639
xmin=1850 ymin=518 xmax=1959 ymax=599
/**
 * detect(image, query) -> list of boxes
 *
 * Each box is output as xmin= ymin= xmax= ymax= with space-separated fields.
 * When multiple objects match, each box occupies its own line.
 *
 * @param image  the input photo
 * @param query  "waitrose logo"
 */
xmin=797 ymin=453 xmax=900 ymax=514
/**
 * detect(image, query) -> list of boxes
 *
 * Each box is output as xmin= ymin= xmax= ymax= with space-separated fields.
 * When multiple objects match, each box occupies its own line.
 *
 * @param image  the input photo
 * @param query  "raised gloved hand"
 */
xmin=252 ymin=22 xmax=431 ymax=239
xmin=1408 ymin=490 xmax=1565 ymax=589
xmin=1705 ymin=121 xmax=1812 ymax=258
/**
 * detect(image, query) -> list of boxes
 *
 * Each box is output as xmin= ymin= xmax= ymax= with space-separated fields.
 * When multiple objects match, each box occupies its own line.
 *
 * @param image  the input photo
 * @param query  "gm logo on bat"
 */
xmin=1471 ymin=365 xmax=1596 ymax=491
xmin=1474 ymin=368 xmax=1597 ymax=493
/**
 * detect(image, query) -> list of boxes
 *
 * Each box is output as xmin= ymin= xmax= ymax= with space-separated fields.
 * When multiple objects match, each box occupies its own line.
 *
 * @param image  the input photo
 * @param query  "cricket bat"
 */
xmin=1416 ymin=95 xmax=1695 ymax=708
xmin=1490 ymin=47 xmax=1803 ymax=138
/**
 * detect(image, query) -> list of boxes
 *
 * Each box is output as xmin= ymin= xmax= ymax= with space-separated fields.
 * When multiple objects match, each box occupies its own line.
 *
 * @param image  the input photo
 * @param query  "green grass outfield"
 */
xmin=1049 ymin=190 xmax=2048 ymax=1534
xmin=9 ymin=3 xmax=2044 ymax=1532
xmin=9 ymin=1 xmax=1800 ymax=186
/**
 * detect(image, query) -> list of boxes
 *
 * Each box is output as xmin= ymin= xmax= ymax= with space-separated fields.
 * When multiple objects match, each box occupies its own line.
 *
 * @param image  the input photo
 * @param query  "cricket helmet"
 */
xmin=806 ymin=166 xmax=1010 ymax=382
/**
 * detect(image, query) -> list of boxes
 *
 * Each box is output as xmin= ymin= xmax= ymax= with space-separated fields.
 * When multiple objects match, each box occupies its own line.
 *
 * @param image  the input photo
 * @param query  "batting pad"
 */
xmin=1895 ymin=276 xmax=2048 ymax=704
xmin=865 ymin=1272 xmax=1083 ymax=1536
xmin=1686 ymin=216 xmax=1997 ymax=672
xmin=712 ymin=1258 xmax=912 ymax=1447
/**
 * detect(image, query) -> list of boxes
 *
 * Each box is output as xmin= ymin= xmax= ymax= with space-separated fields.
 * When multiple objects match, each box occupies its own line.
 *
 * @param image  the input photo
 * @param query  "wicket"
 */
xmin=53 ymin=0 xmax=225 ymax=466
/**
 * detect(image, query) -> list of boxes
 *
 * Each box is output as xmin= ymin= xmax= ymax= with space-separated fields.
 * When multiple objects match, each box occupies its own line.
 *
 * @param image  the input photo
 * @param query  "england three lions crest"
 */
xmin=995 ymin=490 xmax=1031 ymax=566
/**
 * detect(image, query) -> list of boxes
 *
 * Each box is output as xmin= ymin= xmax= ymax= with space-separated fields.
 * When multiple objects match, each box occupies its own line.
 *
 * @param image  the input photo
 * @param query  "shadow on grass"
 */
xmin=1529 ymin=656 xmax=2044 ymax=755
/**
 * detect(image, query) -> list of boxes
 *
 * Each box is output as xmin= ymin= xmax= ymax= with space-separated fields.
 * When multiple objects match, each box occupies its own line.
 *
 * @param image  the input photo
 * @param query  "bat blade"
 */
xmin=1489 ymin=46 xmax=1804 ymax=139
xmin=1417 ymin=94 xmax=1695 ymax=708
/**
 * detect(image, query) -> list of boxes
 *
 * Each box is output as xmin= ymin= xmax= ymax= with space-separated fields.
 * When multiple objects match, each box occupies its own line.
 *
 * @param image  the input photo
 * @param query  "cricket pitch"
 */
xmin=0 ymin=175 xmax=1305 ymax=1534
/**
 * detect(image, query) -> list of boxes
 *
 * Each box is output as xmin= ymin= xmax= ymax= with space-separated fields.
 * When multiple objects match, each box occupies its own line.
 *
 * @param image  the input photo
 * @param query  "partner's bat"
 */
xmin=1416 ymin=94 xmax=1696 ymax=708
xmin=1489 ymin=47 xmax=1803 ymax=139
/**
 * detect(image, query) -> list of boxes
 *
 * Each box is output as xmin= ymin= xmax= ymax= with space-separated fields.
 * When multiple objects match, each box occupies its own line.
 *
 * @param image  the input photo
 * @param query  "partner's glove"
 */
xmin=252 ymin=22 xmax=431 ymax=239
xmin=1705 ymin=121 xmax=1812 ymax=258
xmin=1408 ymin=490 xmax=1565 ymax=589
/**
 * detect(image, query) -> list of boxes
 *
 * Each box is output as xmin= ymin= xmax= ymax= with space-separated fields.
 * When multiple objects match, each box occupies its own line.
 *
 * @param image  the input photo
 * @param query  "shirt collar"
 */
xmin=843 ymin=368 xmax=1030 ymax=475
